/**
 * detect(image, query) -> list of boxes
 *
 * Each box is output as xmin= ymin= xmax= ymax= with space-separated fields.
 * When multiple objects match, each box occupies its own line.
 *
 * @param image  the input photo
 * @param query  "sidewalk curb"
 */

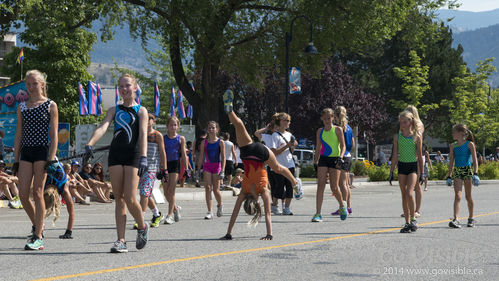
xmin=175 ymin=190 xmax=234 ymax=201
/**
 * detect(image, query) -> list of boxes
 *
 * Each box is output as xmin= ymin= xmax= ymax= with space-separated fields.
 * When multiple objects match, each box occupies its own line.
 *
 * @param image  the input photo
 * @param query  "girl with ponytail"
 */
xmin=389 ymin=110 xmax=423 ymax=233
xmin=446 ymin=124 xmax=479 ymax=228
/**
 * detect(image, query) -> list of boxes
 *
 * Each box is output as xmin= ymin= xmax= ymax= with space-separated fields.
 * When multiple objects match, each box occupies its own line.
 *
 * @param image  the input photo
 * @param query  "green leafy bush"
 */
xmin=300 ymin=165 xmax=316 ymax=178
xmin=367 ymin=164 xmax=390 ymax=181
xmin=429 ymin=162 xmax=449 ymax=180
xmin=478 ymin=161 xmax=499 ymax=180
xmin=351 ymin=160 xmax=367 ymax=176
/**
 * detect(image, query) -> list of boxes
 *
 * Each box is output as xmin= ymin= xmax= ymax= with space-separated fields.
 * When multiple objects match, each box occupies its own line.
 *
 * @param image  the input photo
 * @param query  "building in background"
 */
xmin=0 ymin=33 xmax=16 ymax=87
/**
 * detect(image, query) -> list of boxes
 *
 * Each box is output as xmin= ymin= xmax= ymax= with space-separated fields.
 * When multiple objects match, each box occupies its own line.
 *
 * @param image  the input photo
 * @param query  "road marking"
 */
xmin=33 ymin=211 xmax=499 ymax=281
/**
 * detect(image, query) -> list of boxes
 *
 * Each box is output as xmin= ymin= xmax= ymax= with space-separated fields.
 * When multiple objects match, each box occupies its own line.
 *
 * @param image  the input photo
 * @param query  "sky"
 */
xmin=455 ymin=0 xmax=499 ymax=12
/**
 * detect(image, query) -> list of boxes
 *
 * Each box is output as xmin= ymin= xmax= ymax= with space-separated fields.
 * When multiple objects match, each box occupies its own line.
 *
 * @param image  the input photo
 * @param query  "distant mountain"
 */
xmin=89 ymin=22 xmax=161 ymax=73
xmin=437 ymin=9 xmax=499 ymax=32
xmin=452 ymin=23 xmax=499 ymax=86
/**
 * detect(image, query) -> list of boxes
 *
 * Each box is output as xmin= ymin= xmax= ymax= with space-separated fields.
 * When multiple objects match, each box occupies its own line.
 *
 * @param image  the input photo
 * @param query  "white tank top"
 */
xmin=224 ymin=140 xmax=234 ymax=161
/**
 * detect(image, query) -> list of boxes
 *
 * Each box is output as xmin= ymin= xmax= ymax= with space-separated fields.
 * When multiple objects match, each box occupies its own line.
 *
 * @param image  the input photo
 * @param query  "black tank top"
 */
xmin=111 ymin=104 xmax=141 ymax=150
xmin=20 ymin=99 xmax=52 ymax=148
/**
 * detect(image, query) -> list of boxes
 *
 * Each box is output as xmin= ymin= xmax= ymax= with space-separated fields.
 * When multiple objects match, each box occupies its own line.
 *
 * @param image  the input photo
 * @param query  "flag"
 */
xmin=115 ymin=85 xmax=119 ymax=106
xmin=187 ymin=104 xmax=193 ymax=119
xmin=154 ymin=82 xmax=160 ymax=117
xmin=177 ymin=90 xmax=186 ymax=119
xmin=16 ymin=48 xmax=24 ymax=64
xmin=87 ymin=81 xmax=98 ymax=115
xmin=78 ymin=82 xmax=88 ymax=116
xmin=136 ymin=84 xmax=142 ymax=105
xmin=96 ymin=83 xmax=103 ymax=116
xmin=170 ymin=87 xmax=176 ymax=117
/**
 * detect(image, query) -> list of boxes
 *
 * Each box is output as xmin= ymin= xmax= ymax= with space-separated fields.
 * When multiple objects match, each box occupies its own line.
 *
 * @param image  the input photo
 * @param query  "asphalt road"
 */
xmin=1 ymin=181 xmax=498 ymax=281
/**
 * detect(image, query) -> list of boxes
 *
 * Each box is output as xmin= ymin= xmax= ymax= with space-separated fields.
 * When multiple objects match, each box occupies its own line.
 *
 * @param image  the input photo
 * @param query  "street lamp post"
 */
xmin=285 ymin=15 xmax=318 ymax=113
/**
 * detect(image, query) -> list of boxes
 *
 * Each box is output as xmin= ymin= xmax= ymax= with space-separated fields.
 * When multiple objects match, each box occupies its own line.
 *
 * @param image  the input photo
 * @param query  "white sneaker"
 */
xmin=164 ymin=215 xmax=175 ymax=225
xmin=282 ymin=207 xmax=293 ymax=215
xmin=204 ymin=212 xmax=213 ymax=220
xmin=217 ymin=205 xmax=223 ymax=217
xmin=271 ymin=205 xmax=282 ymax=215
xmin=173 ymin=206 xmax=181 ymax=222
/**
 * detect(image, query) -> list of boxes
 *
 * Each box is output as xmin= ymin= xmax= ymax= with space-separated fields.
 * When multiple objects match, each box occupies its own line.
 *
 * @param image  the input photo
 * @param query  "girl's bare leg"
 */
xmin=464 ymin=179 xmax=474 ymax=218
xmin=329 ymin=168 xmax=344 ymax=208
xmin=204 ymin=172 xmax=213 ymax=213
xmin=18 ymin=161 xmax=36 ymax=225
xmin=32 ymin=161 xmax=47 ymax=238
xmin=227 ymin=111 xmax=252 ymax=148
xmin=453 ymin=179 xmax=463 ymax=219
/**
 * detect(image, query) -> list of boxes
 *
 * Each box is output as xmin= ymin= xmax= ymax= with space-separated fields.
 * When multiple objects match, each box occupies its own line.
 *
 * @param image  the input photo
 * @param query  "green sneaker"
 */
xmin=25 ymin=237 xmax=44 ymax=250
xmin=340 ymin=202 xmax=348 ymax=221
xmin=311 ymin=214 xmax=323 ymax=222
xmin=110 ymin=240 xmax=128 ymax=253
xmin=150 ymin=213 xmax=164 ymax=228
xmin=223 ymin=90 xmax=233 ymax=113
xmin=136 ymin=223 xmax=149 ymax=250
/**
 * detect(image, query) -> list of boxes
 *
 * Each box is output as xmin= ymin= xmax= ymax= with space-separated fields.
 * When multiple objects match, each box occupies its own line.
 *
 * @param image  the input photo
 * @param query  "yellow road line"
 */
xmin=33 ymin=211 xmax=499 ymax=281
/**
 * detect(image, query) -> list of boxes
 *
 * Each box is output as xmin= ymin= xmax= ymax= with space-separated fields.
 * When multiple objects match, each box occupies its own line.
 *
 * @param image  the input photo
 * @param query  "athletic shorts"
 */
xmin=453 ymin=166 xmax=473 ymax=180
xmin=204 ymin=162 xmax=221 ymax=174
xmin=240 ymin=142 xmax=269 ymax=162
xmin=398 ymin=162 xmax=417 ymax=175
xmin=225 ymin=160 xmax=234 ymax=175
xmin=138 ymin=171 xmax=156 ymax=197
xmin=108 ymin=147 xmax=140 ymax=168
xmin=20 ymin=145 xmax=49 ymax=163
xmin=340 ymin=157 xmax=352 ymax=172
xmin=318 ymin=155 xmax=340 ymax=169
xmin=167 ymin=160 xmax=181 ymax=174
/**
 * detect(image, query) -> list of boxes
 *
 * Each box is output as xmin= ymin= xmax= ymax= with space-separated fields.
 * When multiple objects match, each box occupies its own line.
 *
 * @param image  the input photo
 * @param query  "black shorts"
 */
xmin=271 ymin=167 xmax=295 ymax=199
xmin=236 ymin=163 xmax=244 ymax=170
xmin=240 ymin=142 xmax=270 ymax=162
xmin=20 ymin=145 xmax=49 ymax=163
xmin=225 ymin=160 xmax=234 ymax=175
xmin=340 ymin=157 xmax=352 ymax=172
xmin=167 ymin=160 xmax=181 ymax=174
xmin=108 ymin=147 xmax=140 ymax=168
xmin=318 ymin=155 xmax=340 ymax=169
xmin=398 ymin=162 xmax=417 ymax=175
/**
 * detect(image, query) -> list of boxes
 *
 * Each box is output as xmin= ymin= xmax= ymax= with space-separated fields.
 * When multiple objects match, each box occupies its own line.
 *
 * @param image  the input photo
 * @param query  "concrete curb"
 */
xmin=175 ymin=190 xmax=234 ymax=201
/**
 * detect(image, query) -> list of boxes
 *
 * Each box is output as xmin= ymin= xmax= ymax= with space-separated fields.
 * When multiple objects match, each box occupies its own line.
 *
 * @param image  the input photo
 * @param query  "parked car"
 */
xmin=293 ymin=149 xmax=315 ymax=167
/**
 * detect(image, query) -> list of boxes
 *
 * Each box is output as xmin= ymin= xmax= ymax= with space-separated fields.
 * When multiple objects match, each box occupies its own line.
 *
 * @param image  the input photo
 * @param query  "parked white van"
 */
xmin=293 ymin=149 xmax=314 ymax=167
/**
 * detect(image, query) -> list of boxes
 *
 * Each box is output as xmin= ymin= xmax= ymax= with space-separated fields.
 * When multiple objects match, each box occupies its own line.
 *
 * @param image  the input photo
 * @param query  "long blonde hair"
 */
xmin=404 ymin=105 xmax=424 ymax=134
xmin=25 ymin=70 xmax=48 ymax=97
xmin=44 ymin=185 xmax=61 ymax=226
xmin=398 ymin=110 xmax=418 ymax=138
xmin=334 ymin=106 xmax=348 ymax=131
xmin=244 ymin=195 xmax=262 ymax=227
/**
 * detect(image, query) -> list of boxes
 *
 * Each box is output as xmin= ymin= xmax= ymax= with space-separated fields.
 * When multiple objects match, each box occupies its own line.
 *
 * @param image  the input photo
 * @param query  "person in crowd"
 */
xmin=447 ymin=124 xmax=479 ymax=228
xmin=84 ymin=73 xmax=149 ymax=253
xmin=14 ymin=70 xmax=59 ymax=250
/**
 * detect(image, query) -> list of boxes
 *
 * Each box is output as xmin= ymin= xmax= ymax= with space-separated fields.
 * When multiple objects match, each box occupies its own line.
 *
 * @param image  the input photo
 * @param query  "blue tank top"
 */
xmin=164 ymin=134 xmax=180 ymax=162
xmin=45 ymin=162 xmax=68 ymax=195
xmin=112 ymin=104 xmax=141 ymax=150
xmin=453 ymin=141 xmax=471 ymax=167
xmin=344 ymin=125 xmax=353 ymax=156
xmin=205 ymin=139 xmax=221 ymax=163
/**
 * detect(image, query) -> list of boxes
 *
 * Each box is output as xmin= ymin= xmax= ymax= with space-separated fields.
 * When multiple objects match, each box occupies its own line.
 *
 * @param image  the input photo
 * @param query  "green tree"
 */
xmin=442 ymin=58 xmax=499 ymax=152
xmin=0 ymin=1 xmax=108 ymax=139
xmin=105 ymin=0 xmax=428 ymax=128
xmin=392 ymin=50 xmax=431 ymax=111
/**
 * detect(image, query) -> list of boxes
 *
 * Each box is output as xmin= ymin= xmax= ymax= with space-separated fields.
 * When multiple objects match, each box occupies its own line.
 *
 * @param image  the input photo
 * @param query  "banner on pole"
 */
xmin=289 ymin=67 xmax=301 ymax=94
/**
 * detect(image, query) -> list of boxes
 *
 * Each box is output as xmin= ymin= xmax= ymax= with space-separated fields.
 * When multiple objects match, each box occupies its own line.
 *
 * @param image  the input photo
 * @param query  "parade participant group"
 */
xmin=5 ymin=70 xmax=481 ymax=252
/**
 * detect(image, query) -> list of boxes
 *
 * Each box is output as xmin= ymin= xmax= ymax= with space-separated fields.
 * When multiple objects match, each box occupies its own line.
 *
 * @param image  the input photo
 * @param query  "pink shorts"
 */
xmin=203 ymin=162 xmax=221 ymax=174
